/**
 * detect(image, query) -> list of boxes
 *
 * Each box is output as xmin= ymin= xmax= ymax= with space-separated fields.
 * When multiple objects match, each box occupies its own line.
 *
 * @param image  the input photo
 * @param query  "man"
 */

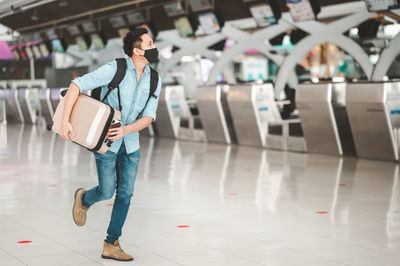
xmin=59 ymin=28 xmax=161 ymax=261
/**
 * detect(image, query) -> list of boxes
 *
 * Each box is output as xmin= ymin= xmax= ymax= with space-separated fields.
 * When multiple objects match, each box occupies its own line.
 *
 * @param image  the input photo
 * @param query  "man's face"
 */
xmin=140 ymin=33 xmax=155 ymax=50
xmin=134 ymin=33 xmax=156 ymax=57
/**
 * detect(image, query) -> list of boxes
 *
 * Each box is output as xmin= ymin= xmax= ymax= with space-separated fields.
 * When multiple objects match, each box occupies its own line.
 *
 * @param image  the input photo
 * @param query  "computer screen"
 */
xmin=109 ymin=16 xmax=126 ymax=29
xmin=81 ymin=22 xmax=97 ymax=33
xmin=198 ymin=12 xmax=221 ymax=34
xmin=174 ymin=17 xmax=194 ymax=37
xmin=164 ymin=2 xmax=186 ymax=17
xmin=39 ymin=43 xmax=50 ymax=57
xmin=364 ymin=0 xmax=399 ymax=12
xmin=52 ymin=39 xmax=65 ymax=53
xmin=126 ymin=12 xmax=145 ymax=25
xmin=250 ymin=4 xmax=277 ymax=27
xmin=75 ymin=36 xmax=89 ymax=51
xmin=19 ymin=49 xmax=27 ymax=59
xmin=90 ymin=33 xmax=105 ymax=50
xmin=286 ymin=0 xmax=316 ymax=22
xmin=189 ymin=0 xmax=212 ymax=12
xmin=46 ymin=28 xmax=57 ymax=39
xmin=24 ymin=46 xmax=34 ymax=59
xmin=12 ymin=48 xmax=20 ymax=60
xmin=67 ymin=25 xmax=81 ymax=36
xmin=32 ymin=45 xmax=42 ymax=58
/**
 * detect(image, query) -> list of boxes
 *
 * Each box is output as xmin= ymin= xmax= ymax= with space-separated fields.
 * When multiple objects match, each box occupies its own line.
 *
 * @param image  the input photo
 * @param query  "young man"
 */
xmin=59 ymin=28 xmax=161 ymax=261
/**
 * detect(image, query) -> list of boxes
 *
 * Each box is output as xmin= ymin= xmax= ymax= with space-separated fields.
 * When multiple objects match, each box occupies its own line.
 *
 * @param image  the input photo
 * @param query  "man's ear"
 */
xmin=133 ymin=47 xmax=143 ymax=56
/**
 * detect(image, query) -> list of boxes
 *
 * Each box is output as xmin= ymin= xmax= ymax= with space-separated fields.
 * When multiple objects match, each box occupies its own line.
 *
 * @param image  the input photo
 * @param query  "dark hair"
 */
xmin=123 ymin=28 xmax=148 ymax=57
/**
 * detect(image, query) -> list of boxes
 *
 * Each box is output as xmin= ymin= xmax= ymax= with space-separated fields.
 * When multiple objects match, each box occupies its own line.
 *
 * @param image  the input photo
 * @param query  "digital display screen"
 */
xmin=75 ymin=36 xmax=89 ymax=51
xmin=67 ymin=25 xmax=81 ymax=36
xmin=109 ymin=16 xmax=126 ymax=28
xmin=32 ymin=45 xmax=42 ymax=58
xmin=24 ymin=46 xmax=34 ymax=59
xmin=81 ymin=22 xmax=96 ymax=33
xmin=39 ymin=43 xmax=50 ymax=57
xmin=198 ymin=12 xmax=221 ymax=34
xmin=19 ymin=49 xmax=27 ymax=59
xmin=118 ymin=28 xmax=130 ymax=38
xmin=286 ymin=0 xmax=315 ymax=22
xmin=189 ymin=0 xmax=212 ymax=12
xmin=32 ymin=32 xmax=42 ymax=41
xmin=46 ymin=28 xmax=57 ymax=39
xmin=364 ymin=0 xmax=399 ymax=11
xmin=90 ymin=33 xmax=105 ymax=49
xmin=52 ymin=39 xmax=65 ymax=53
xmin=250 ymin=4 xmax=277 ymax=27
xmin=126 ymin=12 xmax=145 ymax=25
xmin=12 ymin=49 xmax=20 ymax=60
xmin=174 ymin=17 xmax=194 ymax=37
xmin=164 ymin=2 xmax=185 ymax=17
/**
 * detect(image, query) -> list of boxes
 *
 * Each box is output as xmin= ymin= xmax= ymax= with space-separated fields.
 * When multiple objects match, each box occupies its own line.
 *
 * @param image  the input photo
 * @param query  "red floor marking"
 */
xmin=48 ymin=184 xmax=57 ymax=187
xmin=106 ymin=204 xmax=114 ymax=206
xmin=245 ymin=168 xmax=252 ymax=171
xmin=152 ymin=176 xmax=158 ymax=178
xmin=18 ymin=241 xmax=32 ymax=244
xmin=316 ymin=212 xmax=329 ymax=214
xmin=229 ymin=193 xmax=239 ymax=196
xmin=339 ymin=184 xmax=346 ymax=186
xmin=177 ymin=225 xmax=190 ymax=228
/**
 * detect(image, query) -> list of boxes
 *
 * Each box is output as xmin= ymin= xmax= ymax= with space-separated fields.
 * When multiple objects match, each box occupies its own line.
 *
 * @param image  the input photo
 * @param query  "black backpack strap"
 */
xmin=101 ymin=58 xmax=127 ymax=111
xmin=136 ymin=67 xmax=159 ymax=120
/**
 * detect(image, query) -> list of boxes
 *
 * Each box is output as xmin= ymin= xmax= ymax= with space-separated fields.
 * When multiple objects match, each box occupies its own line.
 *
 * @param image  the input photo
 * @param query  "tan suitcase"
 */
xmin=52 ymin=90 xmax=121 ymax=154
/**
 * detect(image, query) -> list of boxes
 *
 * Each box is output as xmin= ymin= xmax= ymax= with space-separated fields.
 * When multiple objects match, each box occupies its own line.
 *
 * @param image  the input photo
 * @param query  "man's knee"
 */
xmin=115 ymin=192 xmax=133 ymax=204
xmin=96 ymin=187 xmax=115 ymax=200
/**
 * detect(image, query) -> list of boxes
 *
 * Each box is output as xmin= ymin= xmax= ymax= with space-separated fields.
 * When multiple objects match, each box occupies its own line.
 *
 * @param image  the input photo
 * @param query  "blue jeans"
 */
xmin=81 ymin=140 xmax=140 ymax=244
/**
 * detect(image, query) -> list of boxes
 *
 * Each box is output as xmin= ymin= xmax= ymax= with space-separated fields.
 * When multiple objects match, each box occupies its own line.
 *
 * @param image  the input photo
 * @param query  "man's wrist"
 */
xmin=123 ymin=125 xmax=131 ymax=134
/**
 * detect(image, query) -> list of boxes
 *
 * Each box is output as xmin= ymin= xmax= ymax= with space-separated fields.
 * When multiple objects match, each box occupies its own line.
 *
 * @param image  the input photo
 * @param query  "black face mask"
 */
xmin=140 ymin=47 xmax=159 ymax=63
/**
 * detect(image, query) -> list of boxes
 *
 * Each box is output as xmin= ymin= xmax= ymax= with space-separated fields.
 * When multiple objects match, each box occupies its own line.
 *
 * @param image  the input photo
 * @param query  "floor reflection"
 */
xmin=1 ymin=123 xmax=400 ymax=255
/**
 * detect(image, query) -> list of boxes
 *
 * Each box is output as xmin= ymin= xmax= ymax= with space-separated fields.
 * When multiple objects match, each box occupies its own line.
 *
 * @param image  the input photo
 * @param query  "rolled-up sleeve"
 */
xmin=71 ymin=60 xmax=117 ymax=93
xmin=142 ymin=75 xmax=162 ymax=122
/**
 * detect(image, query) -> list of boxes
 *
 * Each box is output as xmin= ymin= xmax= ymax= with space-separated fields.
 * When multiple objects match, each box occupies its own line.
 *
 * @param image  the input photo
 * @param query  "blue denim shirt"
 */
xmin=71 ymin=57 xmax=162 ymax=154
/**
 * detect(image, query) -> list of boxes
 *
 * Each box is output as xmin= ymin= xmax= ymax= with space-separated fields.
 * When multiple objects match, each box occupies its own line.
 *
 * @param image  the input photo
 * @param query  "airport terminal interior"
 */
xmin=1 ymin=0 xmax=400 ymax=265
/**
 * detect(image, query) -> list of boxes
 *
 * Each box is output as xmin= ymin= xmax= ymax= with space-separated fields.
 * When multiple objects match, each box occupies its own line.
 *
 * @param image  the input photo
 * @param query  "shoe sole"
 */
xmin=72 ymin=188 xmax=85 ymax=226
xmin=101 ymin=255 xmax=134 ymax=261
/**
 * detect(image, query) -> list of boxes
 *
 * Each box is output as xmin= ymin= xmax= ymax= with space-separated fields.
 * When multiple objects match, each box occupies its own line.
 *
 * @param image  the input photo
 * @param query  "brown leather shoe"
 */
xmin=72 ymin=188 xmax=89 ymax=226
xmin=101 ymin=240 xmax=134 ymax=261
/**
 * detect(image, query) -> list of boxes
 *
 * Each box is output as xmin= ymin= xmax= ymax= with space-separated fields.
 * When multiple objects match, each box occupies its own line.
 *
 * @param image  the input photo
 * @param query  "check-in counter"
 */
xmin=227 ymin=83 xmax=305 ymax=151
xmin=196 ymin=85 xmax=236 ymax=144
xmin=0 ymin=81 xmax=6 ymax=123
xmin=346 ymin=81 xmax=400 ymax=161
xmin=38 ymin=88 xmax=54 ymax=126
xmin=155 ymin=85 xmax=205 ymax=141
xmin=227 ymin=84 xmax=276 ymax=147
xmin=50 ymin=88 xmax=64 ymax=112
xmin=296 ymin=82 xmax=355 ymax=156
xmin=155 ymin=85 xmax=182 ymax=139
xmin=8 ymin=80 xmax=46 ymax=124
xmin=3 ymin=83 xmax=23 ymax=123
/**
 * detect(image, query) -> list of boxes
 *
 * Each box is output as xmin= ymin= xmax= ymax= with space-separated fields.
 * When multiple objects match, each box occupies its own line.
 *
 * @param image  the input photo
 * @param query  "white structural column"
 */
xmin=157 ymin=30 xmax=236 ymax=83
xmin=274 ymin=11 xmax=374 ymax=97
xmin=372 ymin=32 xmax=400 ymax=81
xmin=206 ymin=21 xmax=298 ymax=87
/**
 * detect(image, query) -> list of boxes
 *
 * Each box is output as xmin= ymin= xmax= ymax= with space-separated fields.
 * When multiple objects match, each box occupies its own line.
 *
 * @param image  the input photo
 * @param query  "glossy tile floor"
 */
xmin=1 ymin=123 xmax=400 ymax=266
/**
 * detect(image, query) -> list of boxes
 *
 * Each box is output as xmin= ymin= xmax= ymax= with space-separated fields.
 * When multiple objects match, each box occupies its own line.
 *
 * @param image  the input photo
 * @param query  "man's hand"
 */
xmin=108 ymin=126 xmax=128 ymax=141
xmin=60 ymin=121 xmax=76 ymax=142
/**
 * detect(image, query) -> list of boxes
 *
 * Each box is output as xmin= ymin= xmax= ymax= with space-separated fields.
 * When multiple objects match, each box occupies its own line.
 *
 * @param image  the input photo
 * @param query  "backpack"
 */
xmin=92 ymin=57 xmax=159 ymax=120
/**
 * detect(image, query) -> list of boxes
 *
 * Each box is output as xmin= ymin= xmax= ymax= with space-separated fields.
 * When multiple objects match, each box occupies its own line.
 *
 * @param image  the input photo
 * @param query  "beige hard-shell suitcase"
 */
xmin=52 ymin=90 xmax=121 ymax=154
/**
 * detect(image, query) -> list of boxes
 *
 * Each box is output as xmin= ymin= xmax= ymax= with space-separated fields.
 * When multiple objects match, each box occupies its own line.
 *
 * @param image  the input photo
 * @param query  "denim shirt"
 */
xmin=71 ymin=57 xmax=162 ymax=154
